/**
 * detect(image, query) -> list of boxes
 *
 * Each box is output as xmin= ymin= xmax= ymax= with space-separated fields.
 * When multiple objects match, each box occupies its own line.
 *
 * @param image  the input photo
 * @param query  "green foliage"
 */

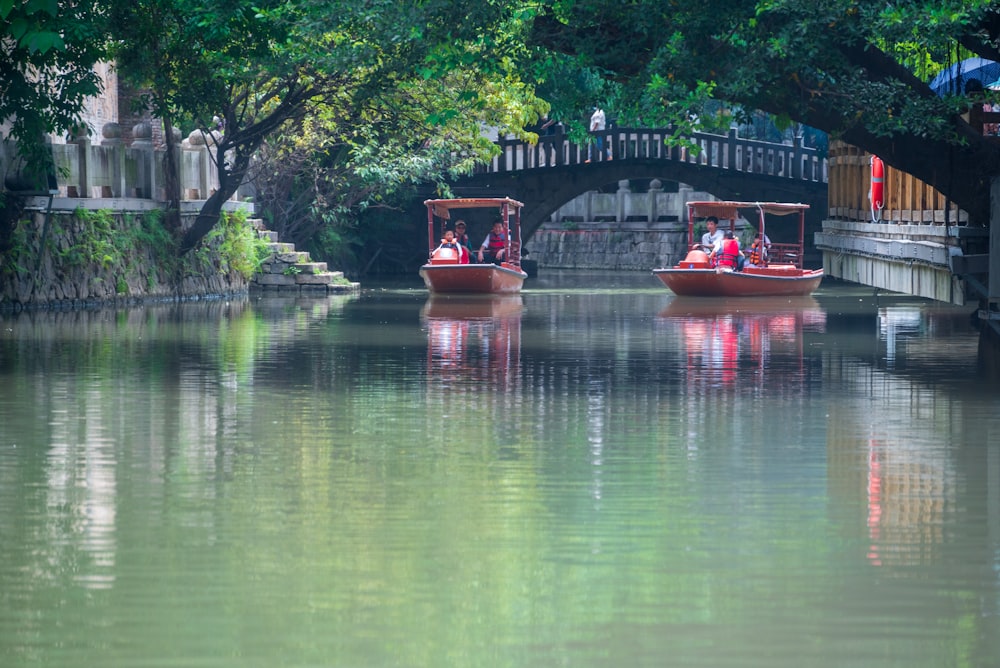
xmin=196 ymin=209 xmax=269 ymax=280
xmin=0 ymin=0 xmax=107 ymax=187
xmin=61 ymin=208 xmax=127 ymax=268
xmin=0 ymin=207 xmax=184 ymax=296
xmin=530 ymin=0 xmax=1000 ymax=222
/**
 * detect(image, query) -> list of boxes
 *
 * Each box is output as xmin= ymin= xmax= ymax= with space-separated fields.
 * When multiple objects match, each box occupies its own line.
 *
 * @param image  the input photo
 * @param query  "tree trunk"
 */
xmin=161 ymin=117 xmax=182 ymax=233
xmin=178 ymin=145 xmax=249 ymax=255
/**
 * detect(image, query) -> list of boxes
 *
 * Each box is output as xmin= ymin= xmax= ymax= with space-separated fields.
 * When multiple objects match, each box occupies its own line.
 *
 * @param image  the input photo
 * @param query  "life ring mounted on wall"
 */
xmin=869 ymin=155 xmax=885 ymax=223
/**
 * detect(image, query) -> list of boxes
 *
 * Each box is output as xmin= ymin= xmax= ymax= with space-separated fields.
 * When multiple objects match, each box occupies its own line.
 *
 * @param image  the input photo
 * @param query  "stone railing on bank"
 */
xmin=1 ymin=121 xmax=252 ymax=202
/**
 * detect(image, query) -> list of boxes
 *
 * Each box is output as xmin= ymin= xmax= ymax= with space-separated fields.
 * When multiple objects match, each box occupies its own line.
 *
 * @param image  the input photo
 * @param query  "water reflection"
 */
xmin=421 ymin=294 xmax=523 ymax=390
xmin=657 ymin=295 xmax=827 ymax=388
xmin=2 ymin=280 xmax=999 ymax=667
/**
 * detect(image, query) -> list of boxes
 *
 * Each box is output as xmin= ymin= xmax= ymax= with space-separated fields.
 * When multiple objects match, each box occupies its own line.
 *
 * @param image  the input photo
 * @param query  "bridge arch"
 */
xmin=445 ymin=127 xmax=828 ymax=242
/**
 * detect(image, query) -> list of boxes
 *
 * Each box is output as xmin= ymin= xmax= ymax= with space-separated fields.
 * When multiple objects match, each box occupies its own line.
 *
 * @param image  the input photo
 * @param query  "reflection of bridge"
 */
xmin=447 ymin=127 xmax=829 ymax=239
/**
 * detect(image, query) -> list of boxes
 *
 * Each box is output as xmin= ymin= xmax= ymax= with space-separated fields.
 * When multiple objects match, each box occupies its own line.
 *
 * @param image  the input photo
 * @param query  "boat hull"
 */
xmin=419 ymin=263 xmax=527 ymax=294
xmin=652 ymin=266 xmax=823 ymax=297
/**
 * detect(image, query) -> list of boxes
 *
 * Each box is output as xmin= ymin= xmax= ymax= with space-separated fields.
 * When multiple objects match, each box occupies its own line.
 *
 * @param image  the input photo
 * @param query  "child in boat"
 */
xmin=432 ymin=230 xmax=465 ymax=263
xmin=746 ymin=234 xmax=767 ymax=267
xmin=477 ymin=220 xmax=508 ymax=264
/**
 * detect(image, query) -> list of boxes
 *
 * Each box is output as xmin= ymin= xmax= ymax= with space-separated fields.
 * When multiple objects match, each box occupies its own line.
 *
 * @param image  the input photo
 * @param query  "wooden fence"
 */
xmin=827 ymin=140 xmax=967 ymax=225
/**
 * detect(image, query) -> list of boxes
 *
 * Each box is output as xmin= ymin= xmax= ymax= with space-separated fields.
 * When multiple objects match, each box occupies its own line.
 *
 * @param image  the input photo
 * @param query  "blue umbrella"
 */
xmin=928 ymin=57 xmax=1000 ymax=96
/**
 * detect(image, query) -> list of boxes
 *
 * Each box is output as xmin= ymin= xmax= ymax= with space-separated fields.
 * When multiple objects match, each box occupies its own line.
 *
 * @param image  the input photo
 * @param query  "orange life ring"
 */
xmin=869 ymin=155 xmax=885 ymax=223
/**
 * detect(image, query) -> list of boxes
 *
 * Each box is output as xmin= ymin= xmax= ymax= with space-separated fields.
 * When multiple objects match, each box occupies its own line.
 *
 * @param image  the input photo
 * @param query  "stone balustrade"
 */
xmin=1 ymin=122 xmax=252 ymax=202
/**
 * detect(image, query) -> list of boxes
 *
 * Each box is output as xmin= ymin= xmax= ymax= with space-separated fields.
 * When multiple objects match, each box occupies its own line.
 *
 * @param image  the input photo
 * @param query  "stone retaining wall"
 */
xmin=1 ymin=204 xmax=248 ymax=312
xmin=525 ymin=222 xmax=691 ymax=271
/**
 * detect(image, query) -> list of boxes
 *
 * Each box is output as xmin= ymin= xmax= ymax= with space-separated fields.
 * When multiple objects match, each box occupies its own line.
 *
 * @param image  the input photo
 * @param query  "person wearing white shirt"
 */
xmin=587 ymin=106 xmax=607 ymax=162
xmin=699 ymin=216 xmax=725 ymax=253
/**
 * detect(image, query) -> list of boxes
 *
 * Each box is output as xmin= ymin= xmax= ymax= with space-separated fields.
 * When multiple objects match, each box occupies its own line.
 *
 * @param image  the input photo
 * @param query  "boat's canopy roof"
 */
xmin=424 ymin=197 xmax=524 ymax=220
xmin=687 ymin=200 xmax=809 ymax=219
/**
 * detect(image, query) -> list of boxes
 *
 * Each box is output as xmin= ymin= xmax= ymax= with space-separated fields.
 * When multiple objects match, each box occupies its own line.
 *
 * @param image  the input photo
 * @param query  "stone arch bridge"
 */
xmin=433 ymin=127 xmax=829 ymax=241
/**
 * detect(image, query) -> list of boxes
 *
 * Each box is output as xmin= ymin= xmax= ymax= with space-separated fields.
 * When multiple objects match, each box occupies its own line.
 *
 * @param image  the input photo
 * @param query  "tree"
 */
xmin=530 ymin=0 xmax=1000 ymax=224
xmin=250 ymin=34 xmax=550 ymax=273
xmin=110 ymin=0 xmax=544 ymax=255
xmin=1 ymin=0 xmax=106 ymax=189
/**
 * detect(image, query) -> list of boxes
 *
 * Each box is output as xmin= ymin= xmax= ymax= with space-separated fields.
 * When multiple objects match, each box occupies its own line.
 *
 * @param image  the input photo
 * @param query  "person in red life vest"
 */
xmin=477 ymin=219 xmax=508 ymax=264
xmin=453 ymin=220 xmax=472 ymax=264
xmin=711 ymin=230 xmax=741 ymax=270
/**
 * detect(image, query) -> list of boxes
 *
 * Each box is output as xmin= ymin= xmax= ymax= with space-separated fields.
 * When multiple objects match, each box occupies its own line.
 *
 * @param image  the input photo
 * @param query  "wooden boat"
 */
xmin=652 ymin=201 xmax=823 ymax=297
xmin=419 ymin=197 xmax=528 ymax=294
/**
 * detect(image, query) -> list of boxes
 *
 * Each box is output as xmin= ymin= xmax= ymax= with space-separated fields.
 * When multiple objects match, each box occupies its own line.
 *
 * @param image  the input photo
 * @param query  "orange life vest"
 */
xmin=748 ymin=240 xmax=764 ymax=266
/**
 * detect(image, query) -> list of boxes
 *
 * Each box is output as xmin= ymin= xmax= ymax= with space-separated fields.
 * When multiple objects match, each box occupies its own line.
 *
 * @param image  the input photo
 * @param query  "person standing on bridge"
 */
xmin=587 ymin=106 xmax=607 ymax=162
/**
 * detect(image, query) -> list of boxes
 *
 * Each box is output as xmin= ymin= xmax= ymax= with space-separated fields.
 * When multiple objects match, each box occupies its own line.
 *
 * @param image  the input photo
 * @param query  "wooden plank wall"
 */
xmin=827 ymin=140 xmax=967 ymax=224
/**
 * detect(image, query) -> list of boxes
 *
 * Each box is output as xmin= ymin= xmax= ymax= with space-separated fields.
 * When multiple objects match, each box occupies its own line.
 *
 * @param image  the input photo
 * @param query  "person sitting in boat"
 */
xmin=746 ymin=233 xmax=768 ymax=267
xmin=432 ymin=230 xmax=462 ymax=262
xmin=477 ymin=219 xmax=508 ymax=265
xmin=711 ymin=230 xmax=742 ymax=270
xmin=453 ymin=220 xmax=473 ymax=264
xmin=698 ymin=216 xmax=725 ymax=254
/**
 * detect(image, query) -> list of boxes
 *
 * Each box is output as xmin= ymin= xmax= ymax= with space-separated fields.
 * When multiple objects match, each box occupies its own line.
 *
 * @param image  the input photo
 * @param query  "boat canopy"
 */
xmin=686 ymin=201 xmax=809 ymax=220
xmin=424 ymin=197 xmax=524 ymax=220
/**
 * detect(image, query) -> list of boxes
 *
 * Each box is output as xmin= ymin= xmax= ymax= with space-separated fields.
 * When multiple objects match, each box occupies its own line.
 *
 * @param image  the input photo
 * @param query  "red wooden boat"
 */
xmin=419 ymin=197 xmax=528 ymax=294
xmin=652 ymin=201 xmax=823 ymax=297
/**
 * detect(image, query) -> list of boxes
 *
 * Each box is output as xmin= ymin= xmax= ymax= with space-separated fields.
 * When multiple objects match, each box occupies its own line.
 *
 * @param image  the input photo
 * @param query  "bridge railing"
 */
xmin=481 ymin=127 xmax=827 ymax=184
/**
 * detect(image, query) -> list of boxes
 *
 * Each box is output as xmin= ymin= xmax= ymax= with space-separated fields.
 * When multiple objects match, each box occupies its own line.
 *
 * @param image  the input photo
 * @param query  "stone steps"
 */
xmin=249 ymin=219 xmax=359 ymax=294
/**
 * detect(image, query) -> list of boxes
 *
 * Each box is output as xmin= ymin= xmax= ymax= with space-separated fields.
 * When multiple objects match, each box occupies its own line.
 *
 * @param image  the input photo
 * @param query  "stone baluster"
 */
xmin=101 ymin=122 xmax=123 ymax=198
xmin=648 ymin=179 xmax=662 ymax=223
xmin=130 ymin=121 xmax=154 ymax=198
xmin=67 ymin=125 xmax=90 ymax=198
xmin=616 ymin=179 xmax=630 ymax=222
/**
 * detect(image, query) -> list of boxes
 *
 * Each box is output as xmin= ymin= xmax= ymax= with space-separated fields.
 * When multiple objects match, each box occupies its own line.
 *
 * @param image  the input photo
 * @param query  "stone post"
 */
xmin=185 ymin=129 xmax=209 ymax=199
xmin=616 ymin=179 xmax=630 ymax=223
xmin=130 ymin=121 xmax=154 ymax=198
xmin=68 ymin=125 xmax=90 ymax=198
xmin=648 ymin=179 xmax=662 ymax=223
xmin=792 ymin=130 xmax=804 ymax=180
xmin=678 ymin=184 xmax=694 ymax=223
xmin=101 ymin=122 xmax=123 ymax=198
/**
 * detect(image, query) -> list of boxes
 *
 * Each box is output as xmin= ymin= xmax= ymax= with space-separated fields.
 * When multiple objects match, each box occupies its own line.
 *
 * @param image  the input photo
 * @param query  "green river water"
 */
xmin=1 ymin=271 xmax=998 ymax=667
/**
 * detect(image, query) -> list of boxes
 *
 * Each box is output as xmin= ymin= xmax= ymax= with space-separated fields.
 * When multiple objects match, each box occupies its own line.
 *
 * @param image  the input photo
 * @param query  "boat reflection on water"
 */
xmin=657 ymin=295 xmax=827 ymax=387
xmin=421 ymin=295 xmax=523 ymax=391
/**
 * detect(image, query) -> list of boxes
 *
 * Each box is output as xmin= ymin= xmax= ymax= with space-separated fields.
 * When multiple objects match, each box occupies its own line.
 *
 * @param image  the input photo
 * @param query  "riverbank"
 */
xmin=0 ymin=197 xmax=357 ymax=312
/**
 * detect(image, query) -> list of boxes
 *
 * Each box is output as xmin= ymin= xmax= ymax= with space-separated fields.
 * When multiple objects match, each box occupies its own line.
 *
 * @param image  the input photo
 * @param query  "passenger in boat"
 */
xmin=477 ymin=220 xmax=508 ymax=264
xmin=699 ymin=216 xmax=725 ymax=253
xmin=746 ymin=234 xmax=768 ymax=267
xmin=712 ymin=230 xmax=742 ymax=270
xmin=433 ymin=230 xmax=461 ymax=259
xmin=453 ymin=220 xmax=472 ymax=264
